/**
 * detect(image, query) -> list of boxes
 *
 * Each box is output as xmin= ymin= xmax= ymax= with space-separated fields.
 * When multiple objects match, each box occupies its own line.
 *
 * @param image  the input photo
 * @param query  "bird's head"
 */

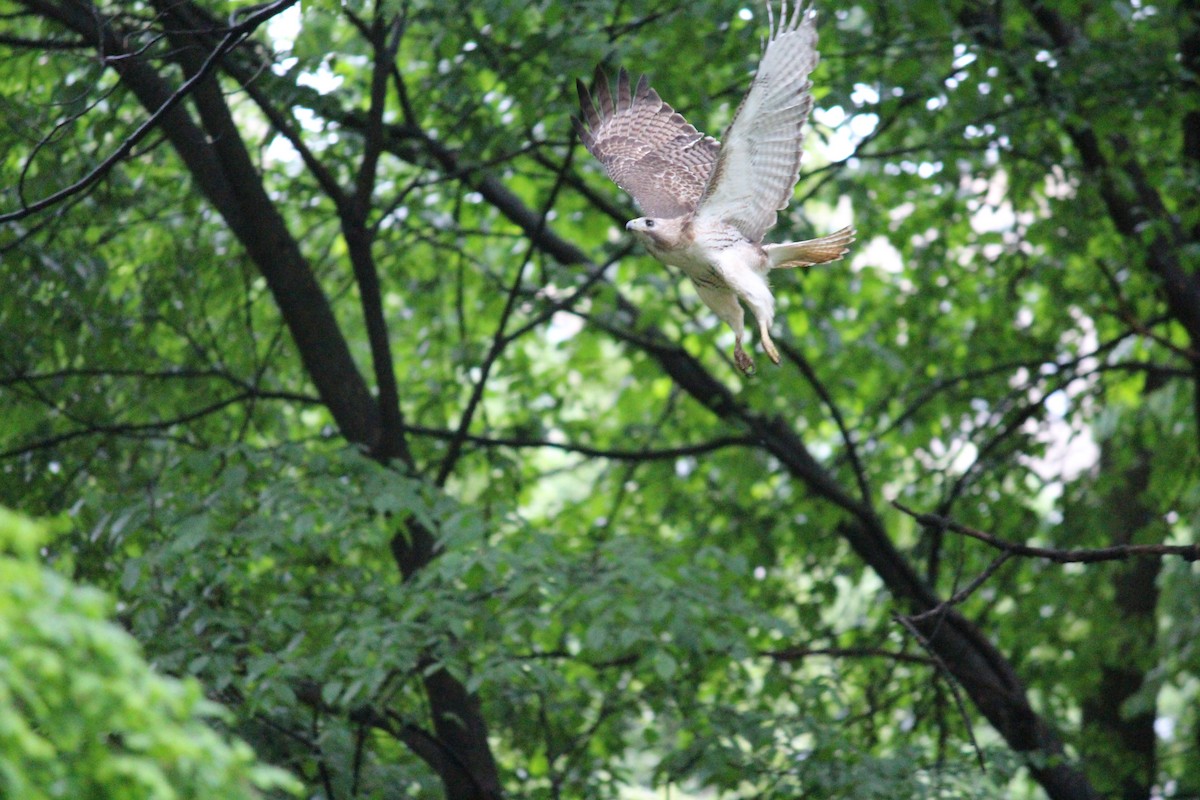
xmin=626 ymin=216 xmax=685 ymax=250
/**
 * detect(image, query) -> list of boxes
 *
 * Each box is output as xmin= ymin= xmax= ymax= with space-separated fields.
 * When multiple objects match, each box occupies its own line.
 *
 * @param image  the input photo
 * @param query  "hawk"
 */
xmin=574 ymin=2 xmax=854 ymax=375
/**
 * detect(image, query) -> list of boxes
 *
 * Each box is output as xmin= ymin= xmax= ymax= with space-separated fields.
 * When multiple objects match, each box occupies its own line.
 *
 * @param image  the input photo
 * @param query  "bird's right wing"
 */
xmin=693 ymin=3 xmax=820 ymax=243
xmin=574 ymin=67 xmax=721 ymax=219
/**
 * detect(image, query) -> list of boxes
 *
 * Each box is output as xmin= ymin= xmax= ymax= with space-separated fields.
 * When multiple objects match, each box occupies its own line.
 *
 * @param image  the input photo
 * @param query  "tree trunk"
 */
xmin=20 ymin=2 xmax=504 ymax=796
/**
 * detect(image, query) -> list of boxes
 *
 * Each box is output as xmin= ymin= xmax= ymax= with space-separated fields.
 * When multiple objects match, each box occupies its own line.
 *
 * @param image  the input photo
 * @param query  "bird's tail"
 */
xmin=764 ymin=226 xmax=856 ymax=270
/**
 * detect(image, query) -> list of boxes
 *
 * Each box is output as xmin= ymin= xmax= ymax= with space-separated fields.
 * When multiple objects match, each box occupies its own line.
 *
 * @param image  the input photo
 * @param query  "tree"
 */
xmin=1 ymin=1 xmax=1197 ymax=798
xmin=0 ymin=507 xmax=299 ymax=799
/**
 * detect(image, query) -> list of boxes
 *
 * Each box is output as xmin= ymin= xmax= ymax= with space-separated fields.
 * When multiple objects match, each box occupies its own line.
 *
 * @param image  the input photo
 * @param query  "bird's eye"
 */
xmin=645 ymin=219 xmax=655 ymax=228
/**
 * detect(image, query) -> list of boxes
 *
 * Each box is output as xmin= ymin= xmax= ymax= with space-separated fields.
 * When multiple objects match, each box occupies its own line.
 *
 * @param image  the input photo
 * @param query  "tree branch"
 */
xmin=339 ymin=6 xmax=409 ymax=465
xmin=407 ymin=424 xmax=756 ymax=462
xmin=433 ymin=139 xmax=578 ymax=487
xmin=2 ymin=0 xmax=297 ymax=223
xmin=0 ymin=391 xmax=265 ymax=459
xmin=894 ymin=501 xmax=1199 ymax=563
xmin=766 ymin=645 xmax=936 ymax=666
xmin=778 ymin=339 xmax=873 ymax=507
xmin=893 ymin=612 xmax=986 ymax=771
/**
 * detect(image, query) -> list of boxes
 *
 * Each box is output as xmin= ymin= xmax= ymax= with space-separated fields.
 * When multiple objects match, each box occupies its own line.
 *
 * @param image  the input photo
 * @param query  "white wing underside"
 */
xmin=694 ymin=2 xmax=819 ymax=244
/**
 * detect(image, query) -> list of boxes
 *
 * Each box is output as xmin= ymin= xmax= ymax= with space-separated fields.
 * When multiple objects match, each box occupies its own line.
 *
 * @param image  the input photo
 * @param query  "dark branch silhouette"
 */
xmin=895 ymin=501 xmax=1199 ymax=563
xmin=0 ymin=0 xmax=298 ymax=223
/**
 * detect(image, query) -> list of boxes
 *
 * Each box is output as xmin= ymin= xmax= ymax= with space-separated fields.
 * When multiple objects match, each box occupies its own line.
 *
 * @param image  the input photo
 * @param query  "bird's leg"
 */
xmin=717 ymin=261 xmax=779 ymax=368
xmin=692 ymin=281 xmax=756 ymax=376
xmin=734 ymin=338 xmax=755 ymax=375
xmin=758 ymin=319 xmax=781 ymax=365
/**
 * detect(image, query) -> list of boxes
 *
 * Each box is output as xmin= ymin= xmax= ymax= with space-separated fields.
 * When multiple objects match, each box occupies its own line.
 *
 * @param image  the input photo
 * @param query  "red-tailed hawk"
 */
xmin=575 ymin=2 xmax=854 ymax=375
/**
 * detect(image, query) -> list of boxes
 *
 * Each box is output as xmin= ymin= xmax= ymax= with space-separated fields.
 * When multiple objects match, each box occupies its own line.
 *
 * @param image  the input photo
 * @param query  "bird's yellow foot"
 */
xmin=760 ymin=324 xmax=781 ymax=365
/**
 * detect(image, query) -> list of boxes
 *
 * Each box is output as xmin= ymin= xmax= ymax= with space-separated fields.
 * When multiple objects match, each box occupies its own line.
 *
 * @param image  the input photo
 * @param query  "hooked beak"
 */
xmin=625 ymin=220 xmax=636 ymax=231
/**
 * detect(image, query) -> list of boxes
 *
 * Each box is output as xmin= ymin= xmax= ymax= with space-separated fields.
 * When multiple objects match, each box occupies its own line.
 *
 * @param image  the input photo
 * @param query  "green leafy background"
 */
xmin=1 ymin=0 xmax=1197 ymax=798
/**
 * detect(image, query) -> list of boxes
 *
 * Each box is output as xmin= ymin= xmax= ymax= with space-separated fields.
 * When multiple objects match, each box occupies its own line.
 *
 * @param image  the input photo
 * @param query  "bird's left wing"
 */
xmin=694 ymin=2 xmax=819 ymax=243
xmin=574 ymin=67 xmax=721 ymax=219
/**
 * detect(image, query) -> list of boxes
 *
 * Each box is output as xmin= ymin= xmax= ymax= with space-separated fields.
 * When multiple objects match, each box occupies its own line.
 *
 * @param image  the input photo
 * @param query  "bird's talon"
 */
xmin=734 ymin=346 xmax=756 ymax=376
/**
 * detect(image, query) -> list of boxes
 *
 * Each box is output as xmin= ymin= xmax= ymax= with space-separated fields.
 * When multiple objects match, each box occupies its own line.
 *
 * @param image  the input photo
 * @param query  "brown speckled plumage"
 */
xmin=575 ymin=2 xmax=855 ymax=375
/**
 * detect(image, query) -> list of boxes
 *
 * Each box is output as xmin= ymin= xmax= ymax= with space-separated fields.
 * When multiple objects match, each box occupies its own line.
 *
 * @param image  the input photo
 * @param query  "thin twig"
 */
xmin=434 ymin=137 xmax=579 ymax=487
xmin=0 ymin=0 xmax=299 ymax=223
xmin=0 ymin=391 xmax=273 ymax=459
xmin=766 ymin=645 xmax=936 ymax=666
xmin=407 ymin=425 xmax=755 ymax=462
xmin=909 ymin=552 xmax=1012 ymax=622
xmin=894 ymin=501 xmax=1199 ymax=562
xmin=778 ymin=339 xmax=872 ymax=506
xmin=893 ymin=613 xmax=986 ymax=772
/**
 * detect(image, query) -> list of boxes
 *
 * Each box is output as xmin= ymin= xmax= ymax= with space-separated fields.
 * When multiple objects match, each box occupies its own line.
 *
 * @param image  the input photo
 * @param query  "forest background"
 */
xmin=1 ymin=1 xmax=1198 ymax=799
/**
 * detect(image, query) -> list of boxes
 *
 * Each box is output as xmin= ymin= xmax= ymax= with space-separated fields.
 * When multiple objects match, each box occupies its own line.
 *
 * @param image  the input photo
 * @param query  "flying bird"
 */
xmin=574 ymin=2 xmax=854 ymax=375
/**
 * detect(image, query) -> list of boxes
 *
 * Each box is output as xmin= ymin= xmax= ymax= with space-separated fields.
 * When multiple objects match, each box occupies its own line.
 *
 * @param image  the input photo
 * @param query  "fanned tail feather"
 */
xmin=764 ymin=225 xmax=856 ymax=269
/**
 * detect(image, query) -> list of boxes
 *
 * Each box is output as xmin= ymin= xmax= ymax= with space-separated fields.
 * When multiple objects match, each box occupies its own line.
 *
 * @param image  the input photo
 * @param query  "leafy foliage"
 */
xmin=1 ymin=0 xmax=1198 ymax=799
xmin=0 ymin=507 xmax=299 ymax=800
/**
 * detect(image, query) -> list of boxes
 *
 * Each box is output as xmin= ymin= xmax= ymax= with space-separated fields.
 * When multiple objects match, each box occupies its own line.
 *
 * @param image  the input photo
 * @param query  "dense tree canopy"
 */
xmin=1 ymin=1 xmax=1198 ymax=798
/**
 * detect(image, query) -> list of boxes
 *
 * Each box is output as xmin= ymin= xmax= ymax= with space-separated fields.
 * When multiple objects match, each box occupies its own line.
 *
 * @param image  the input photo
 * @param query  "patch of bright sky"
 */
xmin=267 ymin=3 xmax=343 ymax=93
xmin=545 ymin=311 xmax=584 ymax=345
xmin=267 ymin=3 xmax=300 ymax=49
xmin=263 ymin=4 xmax=344 ymax=164
xmin=813 ymin=104 xmax=879 ymax=163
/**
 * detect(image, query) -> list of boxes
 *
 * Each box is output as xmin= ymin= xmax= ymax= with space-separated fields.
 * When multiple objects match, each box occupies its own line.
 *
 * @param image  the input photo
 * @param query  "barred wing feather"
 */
xmin=574 ymin=67 xmax=721 ymax=219
xmin=694 ymin=2 xmax=819 ymax=242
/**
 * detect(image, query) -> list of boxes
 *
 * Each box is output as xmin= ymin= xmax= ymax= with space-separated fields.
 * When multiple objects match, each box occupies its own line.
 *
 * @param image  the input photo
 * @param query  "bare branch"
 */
xmin=0 ymin=32 xmax=88 ymax=49
xmin=909 ymin=553 xmax=1013 ymax=622
xmin=766 ymin=645 xmax=936 ymax=666
xmin=1 ymin=0 xmax=298 ymax=223
xmin=893 ymin=612 xmax=986 ymax=771
xmin=433 ymin=138 xmax=579 ymax=487
xmin=337 ymin=8 xmax=409 ymax=464
xmin=894 ymin=501 xmax=1200 ymax=563
xmin=407 ymin=424 xmax=755 ymax=462
xmin=501 ymin=242 xmax=634 ymax=345
xmin=778 ymin=339 xmax=873 ymax=506
xmin=0 ymin=391 xmax=266 ymax=459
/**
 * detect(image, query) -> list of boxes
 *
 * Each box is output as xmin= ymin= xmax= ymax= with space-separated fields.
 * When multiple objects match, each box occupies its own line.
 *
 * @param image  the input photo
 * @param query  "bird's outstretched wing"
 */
xmin=574 ymin=67 xmax=721 ymax=219
xmin=694 ymin=2 xmax=819 ymax=242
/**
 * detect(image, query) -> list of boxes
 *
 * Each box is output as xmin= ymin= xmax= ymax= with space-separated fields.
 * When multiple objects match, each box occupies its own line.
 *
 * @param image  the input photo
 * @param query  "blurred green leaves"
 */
xmin=0 ymin=508 xmax=300 ymax=800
